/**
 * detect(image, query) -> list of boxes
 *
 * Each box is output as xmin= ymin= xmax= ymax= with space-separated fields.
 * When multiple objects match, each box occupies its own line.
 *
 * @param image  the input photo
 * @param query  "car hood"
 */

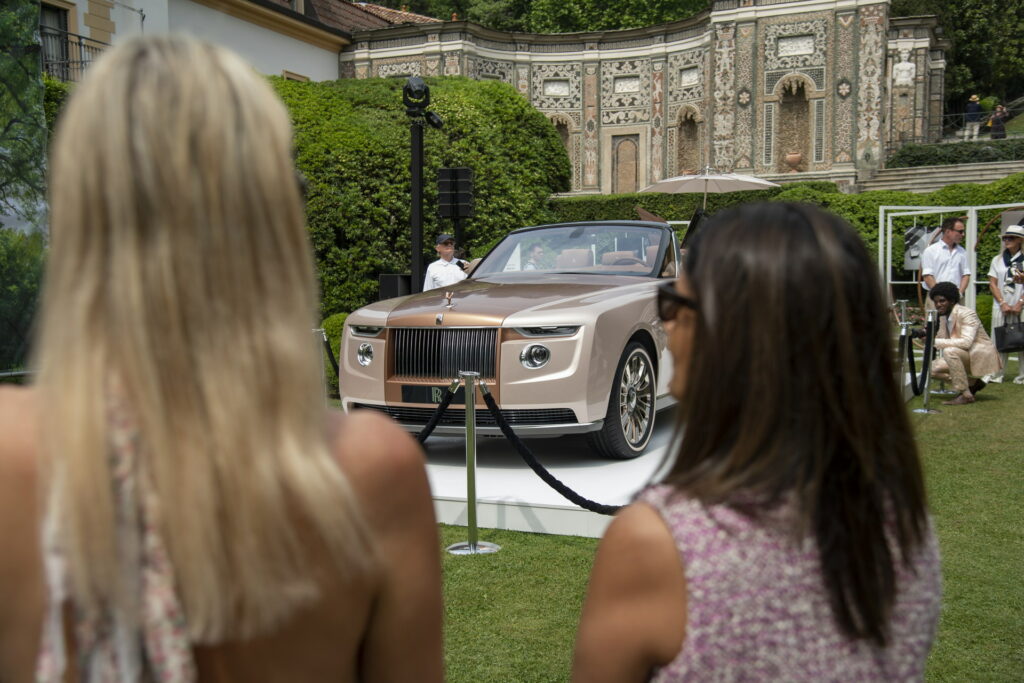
xmin=373 ymin=274 xmax=650 ymax=327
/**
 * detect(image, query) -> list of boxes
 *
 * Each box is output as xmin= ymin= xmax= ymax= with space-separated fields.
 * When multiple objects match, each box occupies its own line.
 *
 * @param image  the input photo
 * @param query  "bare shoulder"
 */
xmin=0 ymin=386 xmax=40 ymax=481
xmin=327 ymin=409 xmax=432 ymax=526
xmin=573 ymin=501 xmax=686 ymax=682
xmin=595 ymin=502 xmax=683 ymax=594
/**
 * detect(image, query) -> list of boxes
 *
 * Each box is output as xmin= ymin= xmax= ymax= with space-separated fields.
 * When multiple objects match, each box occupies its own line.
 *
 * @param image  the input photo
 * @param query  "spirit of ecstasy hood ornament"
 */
xmin=444 ymin=290 xmax=455 ymax=309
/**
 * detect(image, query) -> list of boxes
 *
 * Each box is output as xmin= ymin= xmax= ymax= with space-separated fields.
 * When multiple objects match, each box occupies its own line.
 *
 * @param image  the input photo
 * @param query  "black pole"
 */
xmin=410 ymin=119 xmax=424 ymax=293
xmin=453 ymin=215 xmax=463 ymax=249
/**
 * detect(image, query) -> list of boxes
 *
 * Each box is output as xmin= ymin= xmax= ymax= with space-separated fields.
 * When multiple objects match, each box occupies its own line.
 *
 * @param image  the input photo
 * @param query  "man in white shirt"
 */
xmin=423 ymin=233 xmax=467 ymax=291
xmin=920 ymin=217 xmax=970 ymax=306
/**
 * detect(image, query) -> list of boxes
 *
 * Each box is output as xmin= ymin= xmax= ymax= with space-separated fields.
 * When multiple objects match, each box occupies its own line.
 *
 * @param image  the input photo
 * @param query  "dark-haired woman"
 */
xmin=572 ymin=202 xmax=941 ymax=681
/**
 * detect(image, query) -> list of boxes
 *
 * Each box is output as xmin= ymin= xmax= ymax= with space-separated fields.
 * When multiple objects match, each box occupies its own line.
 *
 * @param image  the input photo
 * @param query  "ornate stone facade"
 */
xmin=341 ymin=0 xmax=948 ymax=193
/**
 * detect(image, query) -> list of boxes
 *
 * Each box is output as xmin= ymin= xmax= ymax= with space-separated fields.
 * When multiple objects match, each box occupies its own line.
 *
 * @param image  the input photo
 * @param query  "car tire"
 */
xmin=589 ymin=342 xmax=656 ymax=459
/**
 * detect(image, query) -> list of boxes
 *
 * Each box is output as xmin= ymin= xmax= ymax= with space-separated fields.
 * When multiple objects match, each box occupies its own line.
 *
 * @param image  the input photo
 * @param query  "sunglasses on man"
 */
xmin=656 ymin=280 xmax=698 ymax=322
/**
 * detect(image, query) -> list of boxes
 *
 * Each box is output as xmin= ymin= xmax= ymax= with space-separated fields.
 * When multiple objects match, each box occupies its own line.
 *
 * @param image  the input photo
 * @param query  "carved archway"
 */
xmin=675 ymin=106 xmax=704 ymax=175
xmin=612 ymin=135 xmax=639 ymax=194
xmin=774 ymin=75 xmax=813 ymax=173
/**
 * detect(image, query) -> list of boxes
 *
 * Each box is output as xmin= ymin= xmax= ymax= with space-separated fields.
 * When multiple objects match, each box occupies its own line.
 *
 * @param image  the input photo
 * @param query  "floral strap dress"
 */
xmin=36 ymin=393 xmax=196 ymax=682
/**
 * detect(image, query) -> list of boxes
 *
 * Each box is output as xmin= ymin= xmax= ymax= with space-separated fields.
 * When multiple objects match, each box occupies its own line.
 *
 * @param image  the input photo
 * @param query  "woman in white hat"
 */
xmin=984 ymin=224 xmax=1024 ymax=383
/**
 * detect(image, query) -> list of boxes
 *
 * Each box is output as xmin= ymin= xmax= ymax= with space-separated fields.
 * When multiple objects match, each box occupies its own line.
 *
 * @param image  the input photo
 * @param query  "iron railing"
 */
xmin=40 ymin=26 xmax=107 ymax=82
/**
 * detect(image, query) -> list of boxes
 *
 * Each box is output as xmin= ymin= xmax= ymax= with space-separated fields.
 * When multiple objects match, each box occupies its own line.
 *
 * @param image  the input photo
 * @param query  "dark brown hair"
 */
xmin=940 ymin=216 xmax=965 ymax=233
xmin=667 ymin=202 xmax=928 ymax=647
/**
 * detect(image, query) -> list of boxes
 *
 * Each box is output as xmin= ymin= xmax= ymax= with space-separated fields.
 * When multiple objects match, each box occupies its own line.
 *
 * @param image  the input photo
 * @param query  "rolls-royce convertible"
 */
xmin=338 ymin=220 xmax=679 ymax=459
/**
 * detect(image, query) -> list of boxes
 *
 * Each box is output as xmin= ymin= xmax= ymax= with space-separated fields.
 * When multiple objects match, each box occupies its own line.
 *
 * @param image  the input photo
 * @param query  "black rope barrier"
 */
xmin=319 ymin=331 xmax=339 ymax=377
xmin=479 ymin=387 xmax=621 ymax=516
xmin=906 ymin=319 xmax=935 ymax=397
xmin=416 ymin=380 xmax=460 ymax=443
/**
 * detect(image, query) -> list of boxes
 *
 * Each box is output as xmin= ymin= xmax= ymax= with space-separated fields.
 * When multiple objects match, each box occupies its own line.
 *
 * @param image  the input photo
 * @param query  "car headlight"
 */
xmin=514 ymin=325 xmax=580 ymax=337
xmin=356 ymin=343 xmax=374 ymax=367
xmin=520 ymin=344 xmax=550 ymax=369
xmin=351 ymin=325 xmax=384 ymax=337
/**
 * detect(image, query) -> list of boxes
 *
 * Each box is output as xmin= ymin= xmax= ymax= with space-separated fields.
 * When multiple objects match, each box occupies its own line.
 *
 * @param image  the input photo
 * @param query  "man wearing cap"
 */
xmin=983 ymin=224 xmax=1024 ymax=383
xmin=964 ymin=95 xmax=983 ymax=141
xmin=921 ymin=216 xmax=970 ymax=308
xmin=423 ymin=234 xmax=467 ymax=291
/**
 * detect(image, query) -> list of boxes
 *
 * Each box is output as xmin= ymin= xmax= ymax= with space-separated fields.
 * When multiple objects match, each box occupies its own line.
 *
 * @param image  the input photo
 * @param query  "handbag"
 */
xmin=994 ymin=321 xmax=1024 ymax=353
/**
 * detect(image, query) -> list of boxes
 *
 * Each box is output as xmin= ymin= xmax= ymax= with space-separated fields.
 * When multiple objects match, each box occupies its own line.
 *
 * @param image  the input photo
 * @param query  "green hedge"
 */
xmin=887 ymin=139 xmax=1024 ymax=168
xmin=321 ymin=312 xmax=348 ymax=397
xmin=42 ymin=74 xmax=71 ymax=135
xmin=272 ymin=76 xmax=570 ymax=317
xmin=0 ymin=228 xmax=45 ymax=371
xmin=549 ymin=172 xmax=1024 ymax=291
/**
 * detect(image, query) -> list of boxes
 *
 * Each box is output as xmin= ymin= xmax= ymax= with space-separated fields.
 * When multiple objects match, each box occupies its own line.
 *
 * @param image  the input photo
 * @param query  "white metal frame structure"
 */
xmin=878 ymin=202 xmax=1024 ymax=311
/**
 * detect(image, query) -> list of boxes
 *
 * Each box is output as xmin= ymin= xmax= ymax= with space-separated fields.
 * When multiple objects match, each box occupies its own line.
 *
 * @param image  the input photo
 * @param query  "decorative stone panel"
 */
xmin=375 ymin=59 xmax=423 ymax=78
xmin=532 ymin=63 xmax=583 ymax=110
xmin=582 ymin=63 xmax=600 ymax=188
xmin=855 ymin=5 xmax=886 ymax=166
xmin=667 ymin=50 xmax=706 ymax=102
xmin=469 ymin=57 xmax=514 ymax=84
xmin=601 ymin=60 xmax=652 ymax=126
xmin=763 ymin=19 xmax=827 ymax=70
xmin=712 ymin=24 xmax=736 ymax=170
xmin=651 ymin=63 xmax=665 ymax=182
xmin=833 ymin=11 xmax=856 ymax=164
xmin=733 ymin=23 xmax=755 ymax=170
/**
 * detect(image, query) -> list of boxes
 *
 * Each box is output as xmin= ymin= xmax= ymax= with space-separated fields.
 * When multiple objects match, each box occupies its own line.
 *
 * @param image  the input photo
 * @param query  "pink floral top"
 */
xmin=36 ymin=392 xmax=196 ymax=682
xmin=639 ymin=484 xmax=942 ymax=682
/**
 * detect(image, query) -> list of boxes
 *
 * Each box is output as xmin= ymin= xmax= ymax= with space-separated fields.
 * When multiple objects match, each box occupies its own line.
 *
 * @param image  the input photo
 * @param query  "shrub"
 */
xmin=886 ymin=139 xmax=1024 ymax=168
xmin=0 ymin=228 xmax=45 ymax=371
xmin=321 ymin=312 xmax=348 ymax=397
xmin=43 ymin=74 xmax=71 ymax=135
xmin=976 ymin=292 xmax=993 ymax=333
xmin=272 ymin=76 xmax=570 ymax=317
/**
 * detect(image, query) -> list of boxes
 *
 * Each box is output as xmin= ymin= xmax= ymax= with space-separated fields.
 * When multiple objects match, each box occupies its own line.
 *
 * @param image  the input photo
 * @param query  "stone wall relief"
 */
xmin=763 ymin=18 xmax=827 ymax=71
xmin=469 ymin=57 xmax=514 ymax=84
xmin=375 ymin=59 xmax=423 ymax=78
xmin=612 ymin=135 xmax=640 ymax=194
xmin=891 ymin=49 xmax=915 ymax=87
xmin=531 ymin=63 xmax=583 ymax=110
xmin=667 ymin=49 xmax=706 ymax=102
xmin=855 ymin=4 xmax=886 ymax=167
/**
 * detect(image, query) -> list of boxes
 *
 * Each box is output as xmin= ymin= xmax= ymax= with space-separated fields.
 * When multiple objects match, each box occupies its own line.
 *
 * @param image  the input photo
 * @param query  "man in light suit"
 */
xmin=928 ymin=282 xmax=1002 ymax=405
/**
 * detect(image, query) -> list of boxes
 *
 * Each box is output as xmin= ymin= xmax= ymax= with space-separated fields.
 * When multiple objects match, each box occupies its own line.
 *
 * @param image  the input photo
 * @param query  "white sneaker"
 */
xmin=984 ymin=374 xmax=1004 ymax=383
xmin=1014 ymin=376 xmax=1024 ymax=385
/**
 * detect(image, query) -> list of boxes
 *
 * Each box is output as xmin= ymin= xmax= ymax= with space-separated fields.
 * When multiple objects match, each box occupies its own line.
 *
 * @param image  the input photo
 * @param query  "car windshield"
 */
xmin=473 ymin=224 xmax=670 ymax=278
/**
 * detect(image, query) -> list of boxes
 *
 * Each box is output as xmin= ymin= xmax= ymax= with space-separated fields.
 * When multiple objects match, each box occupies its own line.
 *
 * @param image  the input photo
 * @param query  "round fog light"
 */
xmin=520 ymin=344 xmax=550 ymax=369
xmin=356 ymin=343 xmax=374 ymax=366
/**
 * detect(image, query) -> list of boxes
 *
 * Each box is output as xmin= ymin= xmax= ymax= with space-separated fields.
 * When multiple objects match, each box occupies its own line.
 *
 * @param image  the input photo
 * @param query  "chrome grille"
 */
xmin=392 ymin=328 xmax=498 ymax=380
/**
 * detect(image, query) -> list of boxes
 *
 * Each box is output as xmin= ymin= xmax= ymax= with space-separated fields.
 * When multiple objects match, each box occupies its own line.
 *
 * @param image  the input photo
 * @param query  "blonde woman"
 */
xmin=984 ymin=224 xmax=1024 ymax=383
xmin=0 ymin=36 xmax=442 ymax=682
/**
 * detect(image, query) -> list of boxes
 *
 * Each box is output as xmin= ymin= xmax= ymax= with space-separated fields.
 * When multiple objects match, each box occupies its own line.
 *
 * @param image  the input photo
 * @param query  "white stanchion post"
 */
xmin=446 ymin=371 xmax=500 ymax=556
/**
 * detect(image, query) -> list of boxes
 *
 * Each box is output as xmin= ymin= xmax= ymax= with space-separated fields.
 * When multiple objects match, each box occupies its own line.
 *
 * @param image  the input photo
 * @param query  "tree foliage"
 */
xmin=0 ymin=0 xmax=48 ymax=230
xmin=891 ymin=0 xmax=1024 ymax=109
xmin=272 ymin=76 xmax=570 ymax=316
xmin=0 ymin=227 xmax=44 ymax=370
xmin=373 ymin=0 xmax=709 ymax=32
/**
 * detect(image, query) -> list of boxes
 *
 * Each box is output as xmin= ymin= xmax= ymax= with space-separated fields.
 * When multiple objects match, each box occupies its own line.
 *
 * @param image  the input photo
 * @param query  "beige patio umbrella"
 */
xmin=639 ymin=165 xmax=780 ymax=210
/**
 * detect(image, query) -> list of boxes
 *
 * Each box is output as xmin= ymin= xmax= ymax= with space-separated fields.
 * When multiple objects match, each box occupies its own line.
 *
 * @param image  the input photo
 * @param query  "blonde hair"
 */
xmin=36 ymin=35 xmax=373 ymax=641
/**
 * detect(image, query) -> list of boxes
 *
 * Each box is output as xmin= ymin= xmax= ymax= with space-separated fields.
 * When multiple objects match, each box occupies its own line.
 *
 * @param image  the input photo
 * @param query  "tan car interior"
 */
xmin=551 ymin=245 xmax=669 ymax=273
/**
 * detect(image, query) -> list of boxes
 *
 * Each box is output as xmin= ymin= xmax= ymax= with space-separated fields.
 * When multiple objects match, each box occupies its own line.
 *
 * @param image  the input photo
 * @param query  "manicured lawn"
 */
xmin=440 ymin=359 xmax=1023 ymax=682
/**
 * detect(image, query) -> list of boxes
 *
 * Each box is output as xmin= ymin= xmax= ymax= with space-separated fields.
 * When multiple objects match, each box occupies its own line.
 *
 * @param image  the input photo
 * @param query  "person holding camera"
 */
xmin=423 ymin=233 xmax=468 ymax=291
xmin=983 ymin=225 xmax=1024 ymax=383
xmin=927 ymin=282 xmax=1002 ymax=405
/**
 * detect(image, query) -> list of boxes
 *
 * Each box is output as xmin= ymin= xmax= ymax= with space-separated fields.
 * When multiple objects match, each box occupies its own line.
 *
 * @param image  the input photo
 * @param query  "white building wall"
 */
xmin=164 ymin=0 xmax=339 ymax=80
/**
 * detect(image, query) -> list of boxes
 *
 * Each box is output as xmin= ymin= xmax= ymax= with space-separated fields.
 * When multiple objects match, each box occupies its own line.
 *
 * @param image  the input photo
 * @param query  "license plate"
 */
xmin=401 ymin=385 xmax=467 ymax=404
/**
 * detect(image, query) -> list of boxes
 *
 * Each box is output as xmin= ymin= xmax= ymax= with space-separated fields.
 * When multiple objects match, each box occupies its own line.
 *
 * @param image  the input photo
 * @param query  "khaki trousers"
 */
xmin=931 ymin=347 xmax=972 ymax=392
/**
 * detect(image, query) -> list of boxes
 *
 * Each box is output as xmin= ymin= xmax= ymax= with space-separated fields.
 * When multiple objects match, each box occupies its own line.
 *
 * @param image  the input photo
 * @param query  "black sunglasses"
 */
xmin=657 ymin=280 xmax=698 ymax=322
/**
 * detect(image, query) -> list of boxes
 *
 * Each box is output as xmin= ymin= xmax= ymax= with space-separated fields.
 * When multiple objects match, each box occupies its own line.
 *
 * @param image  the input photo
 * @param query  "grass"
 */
xmin=440 ymin=359 xmax=1024 ymax=682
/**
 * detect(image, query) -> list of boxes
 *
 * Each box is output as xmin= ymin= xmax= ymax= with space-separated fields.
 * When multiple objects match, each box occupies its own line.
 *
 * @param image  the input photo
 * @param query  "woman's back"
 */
xmin=640 ymin=484 xmax=941 ymax=681
xmin=0 ymin=387 xmax=442 ymax=682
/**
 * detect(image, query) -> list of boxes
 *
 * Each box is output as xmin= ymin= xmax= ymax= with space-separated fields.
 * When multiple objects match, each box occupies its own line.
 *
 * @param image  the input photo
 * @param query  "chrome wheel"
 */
xmin=618 ymin=349 xmax=654 ymax=448
xmin=589 ymin=342 xmax=657 ymax=459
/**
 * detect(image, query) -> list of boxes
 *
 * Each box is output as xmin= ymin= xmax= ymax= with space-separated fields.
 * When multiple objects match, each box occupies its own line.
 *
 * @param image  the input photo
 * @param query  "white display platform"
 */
xmin=424 ymin=409 xmax=677 ymax=539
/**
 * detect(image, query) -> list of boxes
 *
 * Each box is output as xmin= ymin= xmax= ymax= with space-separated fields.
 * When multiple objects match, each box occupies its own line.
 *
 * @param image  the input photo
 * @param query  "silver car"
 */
xmin=339 ymin=221 xmax=679 ymax=459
